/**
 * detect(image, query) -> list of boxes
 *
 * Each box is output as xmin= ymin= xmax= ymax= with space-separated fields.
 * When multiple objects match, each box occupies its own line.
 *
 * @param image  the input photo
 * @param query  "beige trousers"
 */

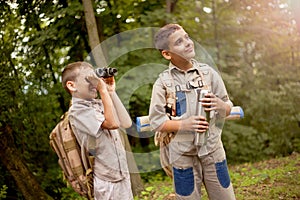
xmin=93 ymin=174 xmax=133 ymax=200
xmin=169 ymin=141 xmax=236 ymax=200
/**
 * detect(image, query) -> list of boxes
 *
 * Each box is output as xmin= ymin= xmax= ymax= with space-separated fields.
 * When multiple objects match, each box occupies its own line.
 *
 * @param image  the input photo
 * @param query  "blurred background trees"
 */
xmin=0 ymin=0 xmax=299 ymax=199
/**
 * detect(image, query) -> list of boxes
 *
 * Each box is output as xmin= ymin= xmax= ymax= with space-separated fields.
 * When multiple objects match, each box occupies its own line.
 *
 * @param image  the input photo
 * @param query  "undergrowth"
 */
xmin=135 ymin=152 xmax=300 ymax=200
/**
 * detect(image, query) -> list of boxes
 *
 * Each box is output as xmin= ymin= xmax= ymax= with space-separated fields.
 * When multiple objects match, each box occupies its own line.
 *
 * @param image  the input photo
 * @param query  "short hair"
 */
xmin=61 ymin=61 xmax=93 ymax=94
xmin=154 ymin=24 xmax=183 ymax=51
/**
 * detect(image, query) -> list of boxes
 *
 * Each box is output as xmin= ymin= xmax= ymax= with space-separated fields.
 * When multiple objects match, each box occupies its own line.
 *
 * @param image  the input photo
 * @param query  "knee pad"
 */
xmin=173 ymin=167 xmax=194 ymax=196
xmin=215 ymin=159 xmax=231 ymax=188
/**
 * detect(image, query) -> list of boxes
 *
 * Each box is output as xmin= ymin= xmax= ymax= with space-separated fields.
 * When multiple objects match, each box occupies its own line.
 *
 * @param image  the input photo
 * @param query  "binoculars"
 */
xmin=95 ymin=67 xmax=118 ymax=78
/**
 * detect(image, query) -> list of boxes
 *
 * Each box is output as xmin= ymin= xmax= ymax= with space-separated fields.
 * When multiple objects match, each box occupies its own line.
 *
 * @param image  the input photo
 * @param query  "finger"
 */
xmin=193 ymin=120 xmax=209 ymax=126
xmin=199 ymin=116 xmax=208 ymax=121
xmin=195 ymin=125 xmax=209 ymax=133
xmin=195 ymin=129 xmax=206 ymax=133
xmin=205 ymin=93 xmax=214 ymax=98
xmin=205 ymin=106 xmax=217 ymax=112
xmin=192 ymin=115 xmax=207 ymax=120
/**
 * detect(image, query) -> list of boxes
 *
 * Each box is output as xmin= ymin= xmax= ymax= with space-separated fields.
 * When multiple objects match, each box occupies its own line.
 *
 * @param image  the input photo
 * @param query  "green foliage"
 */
xmin=230 ymin=152 xmax=300 ymax=200
xmin=134 ymin=174 xmax=173 ymax=200
xmin=222 ymin=121 xmax=270 ymax=163
xmin=0 ymin=185 xmax=8 ymax=199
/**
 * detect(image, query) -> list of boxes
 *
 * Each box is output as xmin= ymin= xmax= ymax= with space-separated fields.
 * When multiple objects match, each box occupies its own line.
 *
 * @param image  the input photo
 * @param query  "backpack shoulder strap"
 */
xmin=158 ymin=69 xmax=176 ymax=117
xmin=158 ymin=69 xmax=173 ymax=91
xmin=193 ymin=62 xmax=210 ymax=90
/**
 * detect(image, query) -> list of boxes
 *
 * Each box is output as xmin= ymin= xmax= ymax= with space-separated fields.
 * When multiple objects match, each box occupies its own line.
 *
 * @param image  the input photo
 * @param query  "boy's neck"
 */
xmin=171 ymin=59 xmax=193 ymax=71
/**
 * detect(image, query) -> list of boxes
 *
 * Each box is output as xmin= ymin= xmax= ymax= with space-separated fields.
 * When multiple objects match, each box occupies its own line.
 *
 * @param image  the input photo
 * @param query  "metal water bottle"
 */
xmin=194 ymin=89 xmax=210 ymax=146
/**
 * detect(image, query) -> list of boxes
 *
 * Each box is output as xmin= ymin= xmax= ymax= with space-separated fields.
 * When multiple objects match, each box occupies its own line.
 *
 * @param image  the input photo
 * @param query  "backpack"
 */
xmin=49 ymin=111 xmax=94 ymax=199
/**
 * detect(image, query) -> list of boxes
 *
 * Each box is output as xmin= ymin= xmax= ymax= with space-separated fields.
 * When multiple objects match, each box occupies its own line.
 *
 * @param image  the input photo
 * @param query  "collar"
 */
xmin=168 ymin=59 xmax=200 ymax=74
xmin=71 ymin=97 xmax=100 ymax=104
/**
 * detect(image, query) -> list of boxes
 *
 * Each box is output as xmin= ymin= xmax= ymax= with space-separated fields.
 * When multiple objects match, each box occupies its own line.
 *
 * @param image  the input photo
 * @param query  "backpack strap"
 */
xmin=158 ymin=64 xmax=210 ymax=118
xmin=196 ymin=63 xmax=210 ymax=91
xmin=159 ymin=69 xmax=176 ymax=117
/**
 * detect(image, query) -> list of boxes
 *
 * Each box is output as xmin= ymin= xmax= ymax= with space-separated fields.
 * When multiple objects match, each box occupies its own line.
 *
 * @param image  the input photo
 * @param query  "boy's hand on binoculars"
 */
xmin=86 ymin=75 xmax=100 ymax=87
xmin=102 ymin=76 xmax=115 ymax=93
xmin=181 ymin=115 xmax=209 ymax=133
xmin=86 ymin=75 xmax=108 ymax=93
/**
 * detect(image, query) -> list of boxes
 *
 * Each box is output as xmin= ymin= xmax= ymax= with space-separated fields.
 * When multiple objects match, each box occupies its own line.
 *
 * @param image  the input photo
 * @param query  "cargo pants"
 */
xmin=169 ymin=141 xmax=236 ymax=200
xmin=94 ymin=174 xmax=133 ymax=200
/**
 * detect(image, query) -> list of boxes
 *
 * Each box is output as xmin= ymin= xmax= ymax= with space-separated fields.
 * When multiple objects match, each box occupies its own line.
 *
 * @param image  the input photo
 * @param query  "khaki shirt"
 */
xmin=149 ymin=59 xmax=233 ymax=156
xmin=69 ymin=97 xmax=128 ymax=182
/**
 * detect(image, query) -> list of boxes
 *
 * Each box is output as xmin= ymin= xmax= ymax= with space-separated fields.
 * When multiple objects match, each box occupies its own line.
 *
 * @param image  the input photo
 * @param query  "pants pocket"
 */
xmin=215 ymin=159 xmax=231 ymax=188
xmin=173 ymin=167 xmax=194 ymax=196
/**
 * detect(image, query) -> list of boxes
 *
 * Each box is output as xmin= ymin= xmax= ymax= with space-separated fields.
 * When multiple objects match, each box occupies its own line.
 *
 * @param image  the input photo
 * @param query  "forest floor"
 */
xmin=135 ymin=152 xmax=300 ymax=200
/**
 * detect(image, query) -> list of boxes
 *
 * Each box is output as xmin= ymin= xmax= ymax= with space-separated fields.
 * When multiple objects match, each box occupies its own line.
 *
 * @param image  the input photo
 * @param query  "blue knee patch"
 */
xmin=173 ymin=167 xmax=194 ymax=196
xmin=215 ymin=159 xmax=231 ymax=188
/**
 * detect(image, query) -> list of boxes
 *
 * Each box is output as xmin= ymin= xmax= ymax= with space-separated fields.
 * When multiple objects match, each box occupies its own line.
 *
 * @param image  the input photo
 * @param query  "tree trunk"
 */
xmin=0 ymin=125 xmax=53 ymax=200
xmin=82 ymin=0 xmax=106 ymax=68
xmin=81 ymin=0 xmax=144 ymax=195
xmin=120 ymin=129 xmax=144 ymax=196
xmin=166 ymin=0 xmax=177 ymax=13
xmin=212 ymin=0 xmax=221 ymax=64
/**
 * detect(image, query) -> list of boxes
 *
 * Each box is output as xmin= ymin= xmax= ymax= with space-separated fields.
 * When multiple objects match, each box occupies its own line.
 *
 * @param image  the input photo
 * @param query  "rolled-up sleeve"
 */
xmin=149 ymin=78 xmax=170 ymax=131
xmin=69 ymin=100 xmax=103 ymax=138
xmin=210 ymin=69 xmax=233 ymax=109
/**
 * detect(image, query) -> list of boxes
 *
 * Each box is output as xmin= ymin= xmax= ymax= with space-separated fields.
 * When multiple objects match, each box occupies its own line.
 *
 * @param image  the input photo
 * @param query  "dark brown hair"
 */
xmin=61 ymin=61 xmax=93 ymax=94
xmin=154 ymin=24 xmax=182 ymax=51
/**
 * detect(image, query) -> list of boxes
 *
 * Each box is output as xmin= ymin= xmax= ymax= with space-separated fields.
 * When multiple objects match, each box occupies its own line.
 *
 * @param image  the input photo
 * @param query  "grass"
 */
xmin=134 ymin=152 xmax=300 ymax=200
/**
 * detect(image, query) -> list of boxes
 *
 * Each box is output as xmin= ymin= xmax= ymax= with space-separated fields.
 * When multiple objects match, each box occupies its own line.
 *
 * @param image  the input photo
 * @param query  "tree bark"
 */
xmin=212 ymin=0 xmax=221 ymax=64
xmin=82 ymin=0 xmax=107 ymax=68
xmin=0 ymin=125 xmax=53 ymax=200
xmin=120 ymin=129 xmax=144 ymax=196
xmin=166 ymin=0 xmax=177 ymax=13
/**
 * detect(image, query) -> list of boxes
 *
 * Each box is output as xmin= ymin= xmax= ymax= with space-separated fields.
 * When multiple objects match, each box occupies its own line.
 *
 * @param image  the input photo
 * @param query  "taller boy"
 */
xmin=149 ymin=24 xmax=236 ymax=199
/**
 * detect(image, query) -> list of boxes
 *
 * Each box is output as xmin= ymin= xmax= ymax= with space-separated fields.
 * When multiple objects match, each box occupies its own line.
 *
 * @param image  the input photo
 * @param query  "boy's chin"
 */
xmin=181 ymin=52 xmax=195 ymax=61
xmin=187 ymin=52 xmax=195 ymax=59
xmin=183 ymin=56 xmax=194 ymax=62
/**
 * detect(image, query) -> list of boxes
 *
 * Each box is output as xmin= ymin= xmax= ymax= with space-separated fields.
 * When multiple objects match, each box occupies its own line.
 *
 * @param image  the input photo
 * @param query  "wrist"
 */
xmin=108 ymin=91 xmax=116 ymax=96
xmin=98 ymin=88 xmax=109 ymax=96
xmin=217 ymin=100 xmax=231 ymax=117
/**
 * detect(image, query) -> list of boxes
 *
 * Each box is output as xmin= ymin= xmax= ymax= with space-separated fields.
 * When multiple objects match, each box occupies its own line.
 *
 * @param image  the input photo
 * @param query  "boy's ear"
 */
xmin=66 ymin=81 xmax=77 ymax=92
xmin=161 ymin=50 xmax=171 ymax=60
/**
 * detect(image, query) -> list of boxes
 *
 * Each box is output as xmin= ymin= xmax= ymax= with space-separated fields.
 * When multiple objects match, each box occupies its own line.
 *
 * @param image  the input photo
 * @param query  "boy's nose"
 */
xmin=185 ymin=39 xmax=193 ymax=47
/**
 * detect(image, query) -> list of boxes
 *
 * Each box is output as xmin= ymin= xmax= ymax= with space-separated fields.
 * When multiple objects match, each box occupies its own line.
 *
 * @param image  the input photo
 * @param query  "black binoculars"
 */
xmin=95 ymin=67 xmax=118 ymax=78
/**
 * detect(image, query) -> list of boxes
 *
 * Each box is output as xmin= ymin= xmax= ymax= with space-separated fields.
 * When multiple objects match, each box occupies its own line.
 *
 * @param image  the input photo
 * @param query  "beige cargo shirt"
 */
xmin=149 ymin=59 xmax=233 ymax=156
xmin=69 ymin=97 xmax=128 ymax=182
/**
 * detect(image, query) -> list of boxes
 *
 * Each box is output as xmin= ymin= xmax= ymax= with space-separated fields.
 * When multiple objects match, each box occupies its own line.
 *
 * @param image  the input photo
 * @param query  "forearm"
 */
xmin=217 ymin=99 xmax=232 ymax=117
xmin=158 ymin=120 xmax=181 ymax=132
xmin=224 ymin=102 xmax=232 ymax=116
xmin=158 ymin=115 xmax=208 ymax=133
xmin=100 ymin=91 xmax=120 ymax=129
xmin=109 ymin=91 xmax=132 ymax=128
